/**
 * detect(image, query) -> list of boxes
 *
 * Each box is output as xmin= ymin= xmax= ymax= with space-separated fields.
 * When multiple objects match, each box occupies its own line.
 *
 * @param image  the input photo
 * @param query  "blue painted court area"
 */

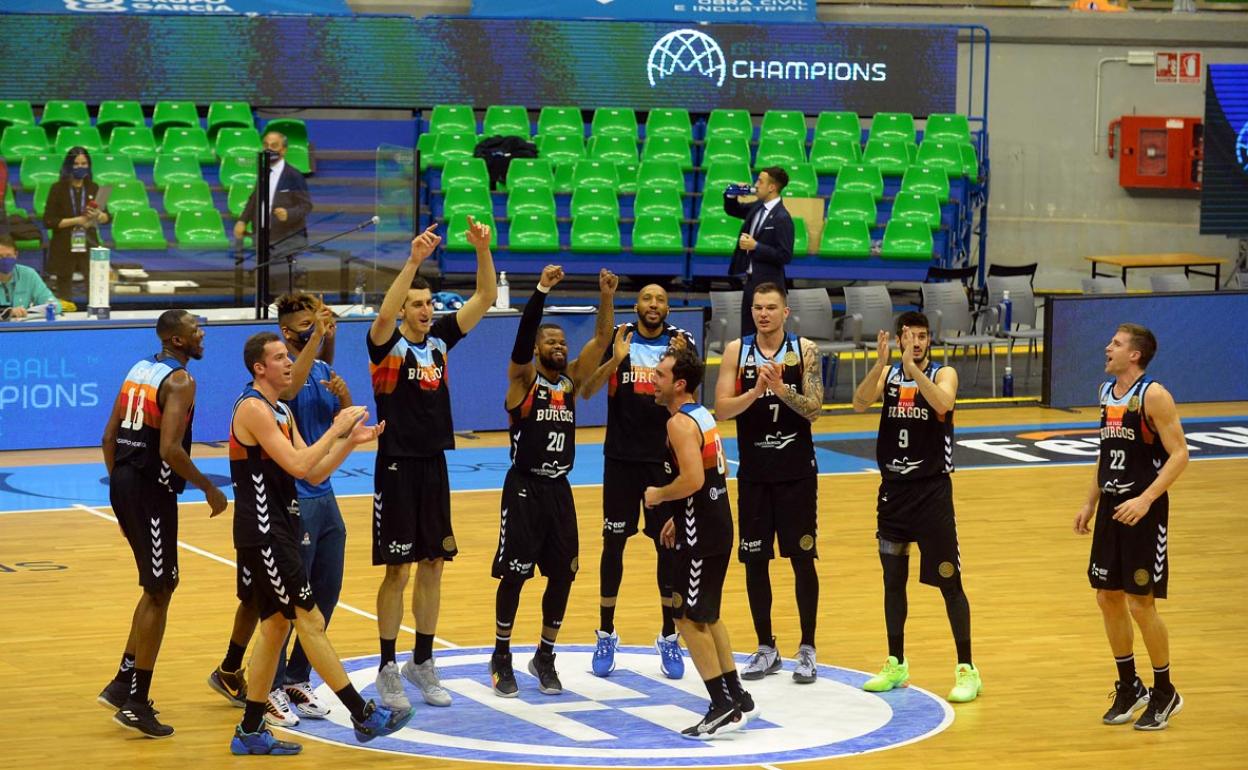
xmin=1 ymin=416 xmax=1245 ymax=513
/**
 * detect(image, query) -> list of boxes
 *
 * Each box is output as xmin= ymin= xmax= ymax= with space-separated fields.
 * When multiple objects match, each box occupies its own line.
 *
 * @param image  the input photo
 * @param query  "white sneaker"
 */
xmin=740 ymin=643 xmax=781 ymax=680
xmin=792 ymin=644 xmax=818 ymax=684
xmin=282 ymin=681 xmax=330 ymax=718
xmin=264 ymin=687 xmax=300 ymax=727
xmin=375 ymin=661 xmax=411 ymax=710
xmin=401 ymin=658 xmax=452 ymax=707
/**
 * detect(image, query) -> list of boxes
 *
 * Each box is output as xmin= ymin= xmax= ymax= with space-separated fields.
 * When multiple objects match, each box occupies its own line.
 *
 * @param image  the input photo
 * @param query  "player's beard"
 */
xmin=637 ymin=310 xmax=665 ymax=335
xmin=539 ymin=352 xmax=567 ymax=372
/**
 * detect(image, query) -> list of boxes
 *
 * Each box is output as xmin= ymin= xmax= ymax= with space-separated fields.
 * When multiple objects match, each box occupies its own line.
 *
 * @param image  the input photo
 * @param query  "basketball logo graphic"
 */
xmin=647 ymin=29 xmax=727 ymax=89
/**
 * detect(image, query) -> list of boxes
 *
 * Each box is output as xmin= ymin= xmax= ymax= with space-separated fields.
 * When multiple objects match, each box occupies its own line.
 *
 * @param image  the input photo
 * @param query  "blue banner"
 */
xmin=0 ymin=0 xmax=352 ymax=16
xmin=472 ymin=0 xmax=816 ymax=23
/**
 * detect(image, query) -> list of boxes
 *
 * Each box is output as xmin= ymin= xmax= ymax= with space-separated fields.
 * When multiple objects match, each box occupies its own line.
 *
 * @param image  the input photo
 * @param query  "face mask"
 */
xmin=296 ymin=326 xmax=315 ymax=345
xmin=71 ymin=167 xmax=90 ymax=180
xmin=0 ymin=257 xmax=16 ymax=275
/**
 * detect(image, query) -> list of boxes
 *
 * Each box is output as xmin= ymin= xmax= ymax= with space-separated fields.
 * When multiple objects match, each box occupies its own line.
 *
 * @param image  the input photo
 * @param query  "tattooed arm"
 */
xmin=774 ymin=337 xmax=823 ymax=422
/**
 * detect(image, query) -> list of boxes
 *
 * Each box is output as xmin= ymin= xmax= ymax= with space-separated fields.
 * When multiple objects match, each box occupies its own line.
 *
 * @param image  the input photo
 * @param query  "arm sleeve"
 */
xmin=510 ymin=288 xmax=548 ymax=365
xmin=25 ymin=268 xmax=54 ymax=308
xmin=366 ymin=325 xmax=398 ymax=365
xmin=432 ymin=311 xmax=466 ymax=351
xmin=722 ymin=193 xmax=750 ymax=220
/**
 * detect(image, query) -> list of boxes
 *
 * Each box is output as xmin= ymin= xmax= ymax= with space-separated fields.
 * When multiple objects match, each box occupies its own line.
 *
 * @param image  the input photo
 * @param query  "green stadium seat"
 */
xmin=40 ymin=100 xmax=90 ymax=137
xmin=508 ymin=212 xmax=560 ymax=252
xmin=960 ymin=143 xmax=980 ymax=182
xmin=153 ymin=153 xmax=203 ymax=189
xmin=631 ymin=215 xmax=683 ymax=254
xmin=33 ymin=181 xmax=52 ymax=218
xmin=706 ymin=109 xmax=753 ymax=141
xmin=227 ymin=181 xmax=254 ymax=218
xmin=809 ymin=138 xmax=861 ymax=176
xmin=633 ymin=186 xmax=683 ymax=219
xmin=108 ymin=126 xmax=157 ymax=164
xmin=111 ymin=207 xmax=167 ymax=249
xmin=553 ymin=164 xmax=575 ymax=195
xmin=900 ymin=166 xmax=950 ymax=202
xmin=571 ymin=186 xmax=619 ymax=218
xmin=755 ymin=136 xmax=805 ymax=170
xmin=760 ymin=110 xmax=807 ymax=141
xmin=792 ymin=216 xmax=809 ymax=256
xmin=96 ymin=101 xmax=144 ymax=141
xmin=0 ymin=101 xmax=36 ymax=133
xmin=445 ymin=212 xmax=499 ymax=251
xmin=430 ymin=133 xmax=479 ymax=168
xmin=175 ymin=209 xmax=229 ymax=248
xmin=819 ymin=219 xmax=871 ymax=258
xmin=693 ymin=214 xmax=739 ymax=256
xmin=443 ymin=185 xmax=493 ymax=221
xmin=4 ymin=184 xmax=26 ymax=219
xmin=814 ymin=111 xmax=861 ymax=143
xmin=782 ymin=163 xmax=818 ymax=197
xmin=483 ymin=105 xmax=530 ymax=138
xmin=219 ymin=153 xmax=258 ymax=191
xmin=636 ymin=160 xmax=683 ymax=192
xmin=151 ymin=101 xmax=199 ymax=140
xmin=537 ymin=106 xmax=583 ymax=138
xmin=506 ymin=186 xmax=556 ymax=218
xmin=862 ymin=140 xmax=913 ymax=176
xmin=262 ymin=118 xmax=308 ymax=148
xmin=591 ymin=108 xmax=637 ymax=138
xmin=285 ymin=144 xmax=311 ymax=175
xmin=19 ymin=153 xmax=60 ymax=190
xmin=206 ymin=101 xmax=254 ymax=140
xmin=54 ymin=126 xmax=104 ymax=155
xmin=703 ymin=137 xmax=750 ymax=167
xmin=91 ymin=154 xmax=137 ymax=186
xmin=539 ymin=134 xmax=586 ymax=170
xmin=589 ymin=135 xmax=637 ymax=166
xmin=915 ymin=140 xmax=964 ymax=178
xmin=104 ymin=179 xmax=151 ymax=213
xmin=641 ymin=135 xmax=692 ymax=171
xmin=616 ymin=162 xmax=640 ymax=196
xmin=880 ymin=220 xmax=934 ymax=260
xmin=571 ymin=214 xmax=621 ymax=253
xmin=505 ymin=158 xmax=554 ymax=191
xmin=645 ymin=108 xmax=692 ymax=140
xmin=1 ymin=126 xmax=50 ymax=162
xmin=923 ymin=113 xmax=970 ymax=144
xmin=572 ymin=159 xmax=619 ymax=191
xmin=891 ymin=192 xmax=941 ymax=229
xmin=416 ymin=133 xmax=436 ymax=170
xmin=160 ymin=127 xmax=215 ymax=163
xmin=429 ymin=105 xmax=476 ymax=135
xmin=704 ymin=160 xmax=751 ymax=194
xmin=214 ymin=127 xmax=262 ymax=159
xmin=163 ymin=180 xmax=215 ymax=215
xmin=835 ymin=164 xmax=884 ymax=200
xmin=869 ymin=112 xmax=916 ymax=143
xmin=440 ymin=158 xmax=489 ymax=191
xmin=829 ymin=190 xmax=876 ymax=225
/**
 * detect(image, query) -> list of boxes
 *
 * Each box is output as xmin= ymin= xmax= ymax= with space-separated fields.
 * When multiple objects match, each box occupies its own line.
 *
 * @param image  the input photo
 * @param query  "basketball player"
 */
xmin=645 ymin=345 xmax=757 ymax=739
xmin=713 ymin=282 xmax=822 ymax=683
xmin=489 ymin=265 xmax=617 ymax=697
xmin=228 ymin=332 xmax=411 ymax=755
xmin=98 ymin=310 xmax=228 ymax=738
xmin=369 ymin=218 xmax=496 ymax=710
xmin=1074 ymin=323 xmax=1188 ymax=730
xmin=851 ymin=312 xmax=981 ymax=703
xmin=578 ymin=283 xmax=696 ymax=679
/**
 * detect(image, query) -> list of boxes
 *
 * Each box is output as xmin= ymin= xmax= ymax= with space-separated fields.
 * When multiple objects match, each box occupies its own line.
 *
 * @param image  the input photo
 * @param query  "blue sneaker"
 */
xmin=656 ymin=633 xmax=685 ymax=679
xmin=592 ymin=629 xmax=619 ymax=677
xmin=352 ymin=699 xmax=413 ymax=743
xmin=230 ymin=725 xmax=302 ymax=755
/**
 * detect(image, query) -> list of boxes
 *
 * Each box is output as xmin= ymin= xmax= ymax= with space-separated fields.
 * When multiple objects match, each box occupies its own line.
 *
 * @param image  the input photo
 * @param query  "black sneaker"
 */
xmin=207 ymin=665 xmax=248 ymax=707
xmin=528 ymin=650 xmax=563 ymax=695
xmin=98 ymin=679 xmax=131 ymax=710
xmin=736 ymin=690 xmax=761 ymax=725
xmin=490 ymin=652 xmax=519 ymax=698
xmin=114 ymin=700 xmax=174 ymax=739
xmin=680 ymin=701 xmax=743 ymax=740
xmin=1134 ymin=688 xmax=1183 ymax=731
xmin=1102 ymin=678 xmax=1149 ymax=725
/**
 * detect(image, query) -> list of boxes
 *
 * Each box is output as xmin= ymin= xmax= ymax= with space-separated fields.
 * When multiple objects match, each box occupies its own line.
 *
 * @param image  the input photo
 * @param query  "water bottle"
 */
xmin=726 ymin=183 xmax=757 ymax=197
xmin=1002 ymin=366 xmax=1014 ymax=397
xmin=45 ymin=297 xmax=58 ymax=321
xmin=354 ymin=281 xmax=366 ymax=312
xmin=496 ymin=271 xmax=510 ymax=310
xmin=1000 ymin=289 xmax=1013 ymax=332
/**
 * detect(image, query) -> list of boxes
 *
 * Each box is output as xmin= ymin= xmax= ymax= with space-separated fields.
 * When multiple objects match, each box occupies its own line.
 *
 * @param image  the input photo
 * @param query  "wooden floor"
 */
xmin=3 ymin=404 xmax=1247 ymax=768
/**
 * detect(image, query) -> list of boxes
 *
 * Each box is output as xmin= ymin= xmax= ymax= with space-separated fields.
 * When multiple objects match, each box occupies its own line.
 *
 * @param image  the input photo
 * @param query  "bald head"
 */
xmin=635 ymin=283 xmax=670 ymax=334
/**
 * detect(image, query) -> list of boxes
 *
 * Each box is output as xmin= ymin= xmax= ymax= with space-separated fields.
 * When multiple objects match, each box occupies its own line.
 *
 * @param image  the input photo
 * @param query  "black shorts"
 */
xmin=876 ymin=475 xmax=961 ymax=587
xmin=237 ymin=540 xmax=316 ymax=621
xmin=737 ymin=476 xmax=819 ymax=562
xmin=372 ymin=453 xmax=457 ymax=565
xmin=492 ymin=469 xmax=579 ymax=583
xmin=672 ymin=551 xmax=729 ymax=624
xmin=1088 ymin=492 xmax=1169 ymax=599
xmin=602 ymin=457 xmax=671 ymax=543
xmin=110 ymin=464 xmax=179 ymax=594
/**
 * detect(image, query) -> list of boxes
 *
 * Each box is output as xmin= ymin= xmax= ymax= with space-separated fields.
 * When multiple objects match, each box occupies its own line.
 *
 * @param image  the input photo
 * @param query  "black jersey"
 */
xmin=1097 ymin=377 xmax=1170 ymax=497
xmin=603 ymin=322 xmax=697 ymax=463
xmin=509 ymin=371 xmax=576 ymax=479
xmin=734 ymin=333 xmax=817 ymax=482
xmin=368 ymin=315 xmax=465 ymax=458
xmin=877 ymin=361 xmax=954 ymax=481
xmin=111 ymin=354 xmax=194 ymax=493
xmin=229 ymin=385 xmax=300 ymax=549
xmin=670 ymin=403 xmax=734 ymax=557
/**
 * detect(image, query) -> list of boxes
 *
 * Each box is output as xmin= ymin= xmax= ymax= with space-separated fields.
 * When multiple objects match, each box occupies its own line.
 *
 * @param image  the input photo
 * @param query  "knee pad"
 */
xmin=877 ymin=538 xmax=911 ymax=557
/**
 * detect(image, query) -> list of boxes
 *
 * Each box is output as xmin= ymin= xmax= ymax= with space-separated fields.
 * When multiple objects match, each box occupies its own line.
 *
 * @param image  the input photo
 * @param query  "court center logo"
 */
xmin=647 ymin=29 xmax=726 ymax=89
xmin=295 ymin=645 xmax=952 ymax=766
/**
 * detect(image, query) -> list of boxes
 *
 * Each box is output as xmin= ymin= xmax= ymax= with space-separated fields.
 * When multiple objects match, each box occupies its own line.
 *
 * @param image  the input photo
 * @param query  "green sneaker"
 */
xmin=947 ymin=663 xmax=982 ymax=703
xmin=862 ymin=656 xmax=909 ymax=692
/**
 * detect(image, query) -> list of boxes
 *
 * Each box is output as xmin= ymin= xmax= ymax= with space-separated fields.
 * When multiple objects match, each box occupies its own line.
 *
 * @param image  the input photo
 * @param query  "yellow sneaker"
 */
xmin=947 ymin=663 xmax=982 ymax=703
xmin=862 ymin=656 xmax=909 ymax=692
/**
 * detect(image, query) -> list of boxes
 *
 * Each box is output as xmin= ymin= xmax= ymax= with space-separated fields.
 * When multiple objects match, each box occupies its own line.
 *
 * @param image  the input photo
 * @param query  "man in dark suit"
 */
xmin=234 ymin=131 xmax=313 ymax=261
xmin=724 ymin=166 xmax=794 ymax=337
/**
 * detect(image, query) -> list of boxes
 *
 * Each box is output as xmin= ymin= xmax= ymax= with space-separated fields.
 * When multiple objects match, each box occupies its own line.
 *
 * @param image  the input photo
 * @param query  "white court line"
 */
xmin=71 ymin=502 xmax=459 ymax=649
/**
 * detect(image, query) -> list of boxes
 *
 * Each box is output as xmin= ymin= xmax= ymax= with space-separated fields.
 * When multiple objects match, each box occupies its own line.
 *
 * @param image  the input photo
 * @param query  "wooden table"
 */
xmin=1086 ymin=253 xmax=1229 ymax=290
